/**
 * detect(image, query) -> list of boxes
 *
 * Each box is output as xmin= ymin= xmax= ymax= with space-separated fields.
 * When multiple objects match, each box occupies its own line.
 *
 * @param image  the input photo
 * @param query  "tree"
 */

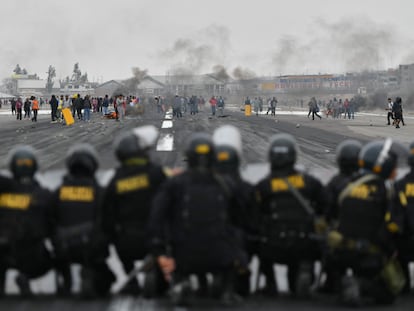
xmin=46 ymin=65 xmax=56 ymax=93
xmin=13 ymin=64 xmax=22 ymax=75
xmin=71 ymin=63 xmax=82 ymax=82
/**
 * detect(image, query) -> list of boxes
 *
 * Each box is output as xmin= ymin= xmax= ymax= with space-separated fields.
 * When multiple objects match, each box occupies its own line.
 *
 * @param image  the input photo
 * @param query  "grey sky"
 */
xmin=1 ymin=0 xmax=413 ymax=82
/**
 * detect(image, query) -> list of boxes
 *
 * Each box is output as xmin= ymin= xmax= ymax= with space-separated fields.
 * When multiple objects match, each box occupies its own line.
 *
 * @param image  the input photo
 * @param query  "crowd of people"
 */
xmin=0 ymin=122 xmax=413 ymax=308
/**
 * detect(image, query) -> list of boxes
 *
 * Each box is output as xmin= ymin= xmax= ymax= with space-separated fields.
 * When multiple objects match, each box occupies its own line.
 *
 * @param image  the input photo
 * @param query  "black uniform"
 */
xmin=254 ymin=167 xmax=327 ymax=296
xmin=149 ymin=133 xmax=247 ymax=306
xmin=394 ymin=168 xmax=414 ymax=293
xmin=7 ymin=180 xmax=53 ymax=294
xmin=0 ymin=175 xmax=17 ymax=295
xmin=50 ymin=148 xmax=114 ymax=297
xmin=326 ymin=139 xmax=403 ymax=306
xmin=102 ymin=160 xmax=167 ymax=295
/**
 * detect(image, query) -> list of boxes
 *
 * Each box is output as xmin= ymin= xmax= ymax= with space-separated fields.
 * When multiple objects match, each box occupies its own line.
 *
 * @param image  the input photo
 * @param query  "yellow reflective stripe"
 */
xmin=59 ymin=186 xmax=94 ymax=202
xmin=399 ymin=191 xmax=408 ymax=207
xmin=116 ymin=174 xmax=150 ymax=193
xmin=387 ymin=222 xmax=399 ymax=233
xmin=0 ymin=194 xmax=31 ymax=210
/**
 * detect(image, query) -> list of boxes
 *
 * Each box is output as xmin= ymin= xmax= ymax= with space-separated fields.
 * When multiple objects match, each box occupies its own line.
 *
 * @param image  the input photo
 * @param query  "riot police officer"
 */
xmin=326 ymin=139 xmax=363 ymax=223
xmin=0 ymin=146 xmax=53 ymax=296
xmin=394 ymin=140 xmax=414 ymax=294
xmin=50 ymin=144 xmax=114 ymax=297
xmin=0 ymin=172 xmax=13 ymax=296
xmin=254 ymin=133 xmax=327 ymax=298
xmin=320 ymin=140 xmax=363 ymax=293
xmin=149 ymin=132 xmax=247 ymax=306
xmin=102 ymin=125 xmax=168 ymax=296
xmin=326 ymin=138 xmax=404 ymax=306
xmin=212 ymin=125 xmax=256 ymax=297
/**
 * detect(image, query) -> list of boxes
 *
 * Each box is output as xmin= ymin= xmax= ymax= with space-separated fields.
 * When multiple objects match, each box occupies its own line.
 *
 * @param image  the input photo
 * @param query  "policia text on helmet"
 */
xmin=185 ymin=133 xmax=215 ymax=169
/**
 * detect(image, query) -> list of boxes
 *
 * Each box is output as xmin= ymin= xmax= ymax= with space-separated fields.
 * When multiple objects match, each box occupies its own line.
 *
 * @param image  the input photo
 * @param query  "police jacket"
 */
xmin=254 ymin=168 xmax=327 ymax=238
xmin=0 ymin=177 xmax=51 ymax=244
xmin=326 ymin=172 xmax=356 ymax=223
xmin=102 ymin=161 xmax=167 ymax=241
xmin=49 ymin=174 xmax=103 ymax=243
xmin=395 ymin=170 xmax=414 ymax=238
xmin=337 ymin=172 xmax=400 ymax=254
xmin=148 ymin=169 xmax=246 ymax=271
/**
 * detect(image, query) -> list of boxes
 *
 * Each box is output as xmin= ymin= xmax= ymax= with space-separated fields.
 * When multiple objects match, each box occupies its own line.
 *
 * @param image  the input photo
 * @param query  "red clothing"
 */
xmin=209 ymin=97 xmax=217 ymax=106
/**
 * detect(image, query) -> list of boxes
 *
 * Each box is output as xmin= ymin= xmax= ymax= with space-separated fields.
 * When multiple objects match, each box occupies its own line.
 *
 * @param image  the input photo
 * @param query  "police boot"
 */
xmin=294 ymin=262 xmax=313 ymax=299
xmin=15 ymin=273 xmax=33 ymax=298
xmin=219 ymin=270 xmax=243 ymax=307
xmin=169 ymin=278 xmax=192 ymax=307
xmin=119 ymin=279 xmax=141 ymax=296
xmin=80 ymin=267 xmax=96 ymax=299
xmin=340 ymin=275 xmax=361 ymax=307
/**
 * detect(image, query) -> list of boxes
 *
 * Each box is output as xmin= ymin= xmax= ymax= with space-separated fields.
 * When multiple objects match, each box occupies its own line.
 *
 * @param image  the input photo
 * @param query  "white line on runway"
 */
xmin=157 ymin=109 xmax=174 ymax=151
xmin=161 ymin=120 xmax=173 ymax=128
xmin=156 ymin=133 xmax=174 ymax=151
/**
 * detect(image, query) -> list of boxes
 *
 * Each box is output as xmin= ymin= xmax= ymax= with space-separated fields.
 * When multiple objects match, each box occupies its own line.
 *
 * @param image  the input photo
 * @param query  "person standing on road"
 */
xmin=23 ymin=97 xmax=31 ymax=119
xmin=393 ymin=97 xmax=403 ymax=128
xmin=16 ymin=97 xmax=23 ymax=121
xmin=270 ymin=97 xmax=277 ymax=117
xmin=102 ymin=95 xmax=110 ymax=116
xmin=386 ymin=98 xmax=394 ymax=125
xmin=217 ymin=96 xmax=225 ymax=116
xmin=50 ymin=95 xmax=59 ymax=123
xmin=309 ymin=97 xmax=322 ymax=120
xmin=83 ymin=95 xmax=92 ymax=122
xmin=209 ymin=95 xmax=217 ymax=116
xmin=74 ymin=94 xmax=84 ymax=121
xmin=31 ymin=96 xmax=39 ymax=122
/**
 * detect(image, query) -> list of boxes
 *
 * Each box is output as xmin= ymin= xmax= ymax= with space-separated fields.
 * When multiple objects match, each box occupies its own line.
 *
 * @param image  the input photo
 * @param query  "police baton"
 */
xmin=112 ymin=255 xmax=155 ymax=295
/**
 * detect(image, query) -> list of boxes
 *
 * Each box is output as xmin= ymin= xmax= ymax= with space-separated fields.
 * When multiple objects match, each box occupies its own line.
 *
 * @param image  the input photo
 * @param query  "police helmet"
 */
xmin=8 ymin=145 xmax=38 ymax=180
xmin=336 ymin=139 xmax=362 ymax=174
xmin=66 ymin=144 xmax=99 ymax=176
xmin=212 ymin=125 xmax=242 ymax=173
xmin=185 ymin=132 xmax=215 ymax=169
xmin=408 ymin=141 xmax=414 ymax=167
xmin=268 ymin=133 xmax=297 ymax=170
xmin=115 ymin=125 xmax=159 ymax=162
xmin=358 ymin=138 xmax=397 ymax=179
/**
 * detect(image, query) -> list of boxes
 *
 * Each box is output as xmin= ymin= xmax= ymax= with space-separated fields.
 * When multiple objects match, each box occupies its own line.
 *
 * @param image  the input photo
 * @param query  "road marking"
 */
xmin=161 ymin=120 xmax=173 ymax=128
xmin=157 ymin=109 xmax=174 ymax=151
xmin=156 ymin=133 xmax=174 ymax=151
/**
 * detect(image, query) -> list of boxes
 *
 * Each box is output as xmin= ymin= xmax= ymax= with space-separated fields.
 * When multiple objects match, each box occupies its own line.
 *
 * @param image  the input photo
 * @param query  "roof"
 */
xmin=0 ymin=92 xmax=14 ymax=98
xmin=96 ymin=80 xmax=124 ymax=88
xmin=149 ymin=74 xmax=225 ymax=85
xmin=16 ymin=79 xmax=61 ymax=89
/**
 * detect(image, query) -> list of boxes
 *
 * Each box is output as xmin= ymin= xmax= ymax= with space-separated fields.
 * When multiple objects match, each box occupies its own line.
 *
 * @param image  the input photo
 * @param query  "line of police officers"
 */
xmin=0 ymin=124 xmax=412 ymax=307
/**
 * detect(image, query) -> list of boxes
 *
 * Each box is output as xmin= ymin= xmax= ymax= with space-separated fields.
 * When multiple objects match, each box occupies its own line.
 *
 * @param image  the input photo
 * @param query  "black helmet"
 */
xmin=115 ymin=132 xmax=145 ymax=162
xmin=115 ymin=125 xmax=159 ymax=163
xmin=185 ymin=132 xmax=215 ymax=169
xmin=336 ymin=139 xmax=362 ymax=175
xmin=8 ymin=145 xmax=38 ymax=181
xmin=212 ymin=125 xmax=242 ymax=174
xmin=66 ymin=144 xmax=99 ymax=177
xmin=358 ymin=139 xmax=397 ymax=179
xmin=408 ymin=141 xmax=414 ymax=167
xmin=268 ymin=133 xmax=297 ymax=170
xmin=214 ymin=145 xmax=240 ymax=173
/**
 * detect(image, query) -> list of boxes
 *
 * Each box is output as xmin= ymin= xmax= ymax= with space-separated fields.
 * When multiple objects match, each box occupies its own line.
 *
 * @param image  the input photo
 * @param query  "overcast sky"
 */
xmin=1 ymin=0 xmax=414 ymax=82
